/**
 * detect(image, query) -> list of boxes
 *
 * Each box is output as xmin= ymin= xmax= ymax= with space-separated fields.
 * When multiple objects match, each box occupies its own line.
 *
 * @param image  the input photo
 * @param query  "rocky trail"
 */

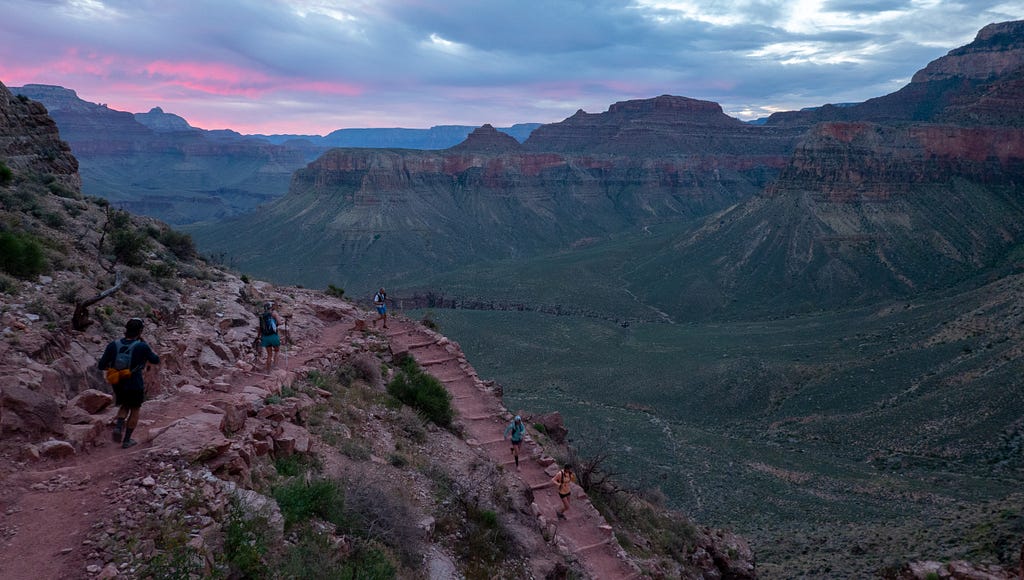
xmin=0 ymin=301 xmax=642 ymax=579
xmin=388 ymin=319 xmax=640 ymax=579
xmin=0 ymin=309 xmax=352 ymax=579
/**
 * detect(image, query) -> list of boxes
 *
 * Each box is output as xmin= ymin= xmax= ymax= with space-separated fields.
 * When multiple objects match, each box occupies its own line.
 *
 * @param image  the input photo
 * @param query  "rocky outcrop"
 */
xmin=0 ymin=82 xmax=79 ymax=188
xmin=766 ymin=20 xmax=1024 ymax=127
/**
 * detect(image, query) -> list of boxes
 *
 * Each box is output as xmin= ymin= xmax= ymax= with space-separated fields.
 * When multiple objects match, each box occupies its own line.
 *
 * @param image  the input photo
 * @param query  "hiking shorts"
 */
xmin=261 ymin=334 xmax=280 ymax=348
xmin=376 ymin=305 xmax=386 ymax=315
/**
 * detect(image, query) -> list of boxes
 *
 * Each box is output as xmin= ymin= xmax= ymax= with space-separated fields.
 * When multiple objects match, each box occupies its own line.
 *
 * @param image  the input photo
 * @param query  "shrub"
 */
xmin=421 ymin=310 xmax=438 ymax=330
xmin=326 ymin=284 xmax=345 ymax=298
xmin=240 ymin=274 xmax=250 ymax=284
xmin=158 ymin=228 xmax=197 ymax=260
xmin=0 ymin=273 xmax=18 ymax=294
xmin=272 ymin=478 xmax=347 ymax=530
xmin=387 ymin=358 xmax=453 ymax=427
xmin=47 ymin=181 xmax=80 ymax=199
xmin=221 ymin=500 xmax=271 ymax=578
xmin=0 ymin=161 xmax=12 ymax=186
xmin=0 ymin=230 xmax=48 ymax=279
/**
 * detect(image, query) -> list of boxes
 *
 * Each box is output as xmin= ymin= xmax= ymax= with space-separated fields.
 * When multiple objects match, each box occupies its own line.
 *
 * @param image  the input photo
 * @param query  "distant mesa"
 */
xmin=134 ymin=106 xmax=197 ymax=133
xmin=447 ymin=124 xmax=523 ymax=153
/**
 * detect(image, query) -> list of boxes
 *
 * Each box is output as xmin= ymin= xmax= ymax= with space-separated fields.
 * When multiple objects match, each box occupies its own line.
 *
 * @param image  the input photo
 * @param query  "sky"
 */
xmin=0 ymin=0 xmax=1021 ymax=135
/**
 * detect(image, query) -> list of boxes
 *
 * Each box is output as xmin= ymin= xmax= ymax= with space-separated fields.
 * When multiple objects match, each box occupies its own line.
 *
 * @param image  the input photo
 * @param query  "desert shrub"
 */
xmin=339 ymin=439 xmax=372 ymax=461
xmin=421 ymin=310 xmax=438 ymax=330
xmin=193 ymin=300 xmax=216 ymax=318
xmin=104 ymin=210 xmax=150 ymax=266
xmin=387 ymin=357 xmax=453 ymax=427
xmin=221 ymin=500 xmax=271 ymax=578
xmin=0 ymin=273 xmax=18 ymax=294
xmin=47 ymin=181 xmax=80 ymax=199
xmin=147 ymin=262 xmax=175 ymax=279
xmin=0 ymin=161 xmax=12 ymax=186
xmin=240 ymin=274 xmax=250 ymax=284
xmin=158 ymin=228 xmax=196 ymax=260
xmin=275 ymin=526 xmax=396 ymax=579
xmin=272 ymin=478 xmax=347 ymax=530
xmin=326 ymin=284 xmax=345 ymax=298
xmin=341 ymin=471 xmax=422 ymax=567
xmin=274 ymin=453 xmax=320 ymax=478
xmin=0 ymin=230 xmax=48 ymax=279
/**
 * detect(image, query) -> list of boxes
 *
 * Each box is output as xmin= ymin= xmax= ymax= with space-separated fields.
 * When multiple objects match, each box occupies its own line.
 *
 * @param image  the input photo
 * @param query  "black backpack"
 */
xmin=259 ymin=312 xmax=277 ymax=336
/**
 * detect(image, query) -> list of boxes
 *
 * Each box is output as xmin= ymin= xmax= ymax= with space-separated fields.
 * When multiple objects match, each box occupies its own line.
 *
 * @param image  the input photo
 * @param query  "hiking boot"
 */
xmin=557 ymin=511 xmax=566 ymax=520
xmin=122 ymin=439 xmax=138 ymax=449
xmin=112 ymin=418 xmax=124 ymax=442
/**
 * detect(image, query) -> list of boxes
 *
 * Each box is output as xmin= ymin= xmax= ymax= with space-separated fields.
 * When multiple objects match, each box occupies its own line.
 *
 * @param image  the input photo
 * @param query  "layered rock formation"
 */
xmin=192 ymin=93 xmax=801 ymax=292
xmin=0 ymin=83 xmax=79 ymax=188
xmin=526 ymin=94 xmax=803 ymax=156
xmin=10 ymin=84 xmax=317 ymax=224
xmin=621 ymin=21 xmax=1024 ymax=319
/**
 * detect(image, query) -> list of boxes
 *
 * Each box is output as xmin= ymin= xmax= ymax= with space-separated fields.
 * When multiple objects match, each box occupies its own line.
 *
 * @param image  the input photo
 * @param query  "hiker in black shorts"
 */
xmin=552 ymin=464 xmax=576 ymax=519
xmin=503 ymin=415 xmax=526 ymax=470
xmin=98 ymin=318 xmax=160 ymax=448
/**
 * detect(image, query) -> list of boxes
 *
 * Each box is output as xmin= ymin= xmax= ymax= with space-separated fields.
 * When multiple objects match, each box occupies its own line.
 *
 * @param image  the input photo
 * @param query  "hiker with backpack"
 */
xmin=257 ymin=301 xmax=283 ymax=372
xmin=97 ymin=318 xmax=160 ymax=448
xmin=503 ymin=415 xmax=526 ymax=470
xmin=373 ymin=287 xmax=388 ymax=329
xmin=552 ymin=464 xmax=577 ymax=520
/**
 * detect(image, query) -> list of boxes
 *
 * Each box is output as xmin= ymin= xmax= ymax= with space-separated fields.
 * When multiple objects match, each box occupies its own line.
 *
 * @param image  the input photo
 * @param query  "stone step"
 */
xmin=418 ymin=356 xmax=457 ymax=366
xmin=574 ymin=539 xmax=611 ymax=554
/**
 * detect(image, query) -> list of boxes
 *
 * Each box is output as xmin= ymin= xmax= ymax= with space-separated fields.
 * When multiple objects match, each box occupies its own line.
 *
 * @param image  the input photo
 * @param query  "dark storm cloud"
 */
xmin=0 ymin=0 xmax=1020 ymax=132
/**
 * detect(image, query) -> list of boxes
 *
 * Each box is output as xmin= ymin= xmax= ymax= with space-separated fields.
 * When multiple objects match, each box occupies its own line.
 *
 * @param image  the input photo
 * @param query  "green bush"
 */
xmin=47 ymin=181 xmax=80 ymax=199
xmin=222 ymin=500 xmax=271 ymax=578
xmin=326 ymin=284 xmax=345 ymax=298
xmin=0 ymin=230 xmax=48 ymax=279
xmin=387 ymin=358 xmax=453 ymax=427
xmin=273 ymin=478 xmax=347 ymax=530
xmin=158 ymin=228 xmax=197 ymax=260
xmin=0 ymin=161 xmax=12 ymax=186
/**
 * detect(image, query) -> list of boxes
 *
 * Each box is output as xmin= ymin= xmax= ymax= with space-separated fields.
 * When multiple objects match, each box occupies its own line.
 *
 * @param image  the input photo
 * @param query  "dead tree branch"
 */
xmin=72 ymin=269 xmax=124 ymax=331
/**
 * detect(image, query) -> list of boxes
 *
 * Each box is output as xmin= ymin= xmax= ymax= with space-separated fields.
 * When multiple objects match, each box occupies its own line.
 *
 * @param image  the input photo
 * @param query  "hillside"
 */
xmin=0 ymin=81 xmax=759 ymax=579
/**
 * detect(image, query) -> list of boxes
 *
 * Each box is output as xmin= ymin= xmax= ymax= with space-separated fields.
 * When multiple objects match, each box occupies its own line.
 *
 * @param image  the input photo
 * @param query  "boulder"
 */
xmin=1 ymin=385 xmax=63 ymax=436
xmin=273 ymin=422 xmax=312 ymax=457
xmin=38 ymin=439 xmax=75 ymax=459
xmin=534 ymin=412 xmax=568 ymax=444
xmin=149 ymin=413 xmax=230 ymax=461
xmin=68 ymin=389 xmax=113 ymax=414
xmin=211 ymin=400 xmax=247 ymax=434
xmin=64 ymin=422 xmax=103 ymax=450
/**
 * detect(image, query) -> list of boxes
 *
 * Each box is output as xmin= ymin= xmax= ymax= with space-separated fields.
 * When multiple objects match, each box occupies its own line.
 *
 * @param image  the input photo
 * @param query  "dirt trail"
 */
xmin=387 ymin=319 xmax=640 ymax=580
xmin=1 ymin=313 xmax=638 ymax=579
xmin=0 ymin=318 xmax=352 ymax=580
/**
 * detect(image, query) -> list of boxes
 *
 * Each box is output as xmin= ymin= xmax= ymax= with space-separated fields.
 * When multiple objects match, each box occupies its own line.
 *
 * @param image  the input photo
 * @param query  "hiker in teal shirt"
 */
xmin=503 ymin=415 xmax=526 ymax=470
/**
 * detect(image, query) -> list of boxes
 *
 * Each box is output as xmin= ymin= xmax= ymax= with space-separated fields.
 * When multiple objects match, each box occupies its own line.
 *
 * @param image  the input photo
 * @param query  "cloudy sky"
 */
xmin=1 ymin=0 xmax=1020 ymax=134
